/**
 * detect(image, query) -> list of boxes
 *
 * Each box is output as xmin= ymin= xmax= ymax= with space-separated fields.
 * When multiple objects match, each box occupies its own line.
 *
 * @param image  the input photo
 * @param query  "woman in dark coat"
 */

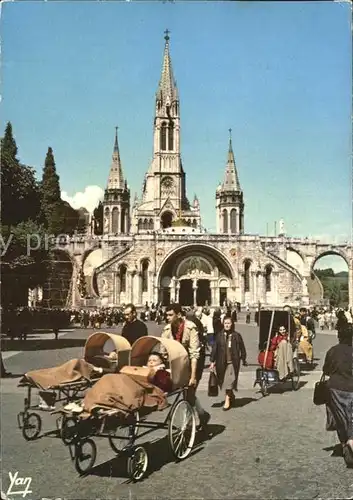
xmin=323 ymin=326 xmax=353 ymax=467
xmin=210 ymin=316 xmax=247 ymax=410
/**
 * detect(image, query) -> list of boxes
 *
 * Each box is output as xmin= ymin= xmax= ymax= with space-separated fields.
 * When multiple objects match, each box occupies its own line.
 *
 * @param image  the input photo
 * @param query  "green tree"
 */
xmin=1 ymin=122 xmax=41 ymax=226
xmin=328 ymin=281 xmax=342 ymax=307
xmin=52 ymin=201 xmax=79 ymax=236
xmin=76 ymin=208 xmax=89 ymax=234
xmin=1 ymin=219 xmax=50 ymax=307
xmin=0 ymin=123 xmax=47 ymax=306
xmin=93 ymin=201 xmax=103 ymax=235
xmin=40 ymin=147 xmax=62 ymax=234
xmin=40 ymin=147 xmax=87 ymax=235
xmin=315 ymin=268 xmax=335 ymax=279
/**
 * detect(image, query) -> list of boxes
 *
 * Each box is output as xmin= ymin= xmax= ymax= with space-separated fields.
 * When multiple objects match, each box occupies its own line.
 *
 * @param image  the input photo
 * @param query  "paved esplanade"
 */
xmin=1 ymin=320 xmax=352 ymax=500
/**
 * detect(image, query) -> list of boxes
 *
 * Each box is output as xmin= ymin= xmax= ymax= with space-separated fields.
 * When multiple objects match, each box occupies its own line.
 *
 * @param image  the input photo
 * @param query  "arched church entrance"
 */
xmin=197 ymin=279 xmax=211 ymax=306
xmin=179 ymin=279 xmax=193 ymax=306
xmin=157 ymin=244 xmax=234 ymax=307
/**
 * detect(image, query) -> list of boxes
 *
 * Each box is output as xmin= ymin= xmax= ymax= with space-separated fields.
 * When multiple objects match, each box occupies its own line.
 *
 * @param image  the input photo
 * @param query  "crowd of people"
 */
xmin=2 ymin=307 xmax=71 ymax=340
xmin=1 ymin=299 xmax=352 ymax=470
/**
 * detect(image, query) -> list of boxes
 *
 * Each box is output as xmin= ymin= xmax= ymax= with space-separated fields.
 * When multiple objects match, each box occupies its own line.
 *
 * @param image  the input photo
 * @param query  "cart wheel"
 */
xmin=291 ymin=358 xmax=300 ymax=391
xmin=168 ymin=400 xmax=196 ymax=460
xmin=127 ymin=446 xmax=148 ymax=482
xmin=22 ymin=412 xmax=42 ymax=441
xmin=61 ymin=416 xmax=79 ymax=445
xmin=260 ymin=378 xmax=269 ymax=397
xmin=108 ymin=412 xmax=139 ymax=455
xmin=22 ymin=413 xmax=42 ymax=441
xmin=74 ymin=438 xmax=97 ymax=475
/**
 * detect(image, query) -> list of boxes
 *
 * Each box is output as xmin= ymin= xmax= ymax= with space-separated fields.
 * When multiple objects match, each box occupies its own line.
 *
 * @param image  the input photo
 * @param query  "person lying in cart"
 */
xmin=145 ymin=352 xmax=173 ymax=393
xmin=270 ymin=326 xmax=294 ymax=380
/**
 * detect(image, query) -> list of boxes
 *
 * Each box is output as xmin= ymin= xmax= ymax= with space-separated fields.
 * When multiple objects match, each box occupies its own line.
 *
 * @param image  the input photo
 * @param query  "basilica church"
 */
xmin=87 ymin=32 xmax=325 ymax=309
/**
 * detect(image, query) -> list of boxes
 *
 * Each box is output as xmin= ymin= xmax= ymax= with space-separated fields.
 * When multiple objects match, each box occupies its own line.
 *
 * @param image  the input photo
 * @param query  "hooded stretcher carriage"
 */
xmin=254 ymin=310 xmax=301 ymax=396
xmin=17 ymin=332 xmax=131 ymax=441
xmin=60 ymin=336 xmax=196 ymax=481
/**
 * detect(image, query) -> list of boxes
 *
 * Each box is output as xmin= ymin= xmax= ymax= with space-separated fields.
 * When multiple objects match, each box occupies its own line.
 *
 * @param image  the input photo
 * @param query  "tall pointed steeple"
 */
xmin=140 ymin=30 xmax=186 ymax=213
xmin=157 ymin=29 xmax=178 ymax=103
xmin=107 ymin=127 xmax=125 ymax=190
xmin=222 ymin=128 xmax=241 ymax=192
xmin=103 ymin=126 xmax=130 ymax=235
xmin=132 ymin=31 xmax=201 ymax=233
xmin=216 ymin=129 xmax=244 ymax=235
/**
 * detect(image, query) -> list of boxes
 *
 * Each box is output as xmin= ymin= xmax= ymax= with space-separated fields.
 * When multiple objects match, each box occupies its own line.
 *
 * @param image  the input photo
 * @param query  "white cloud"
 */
xmin=61 ymin=185 xmax=104 ymax=214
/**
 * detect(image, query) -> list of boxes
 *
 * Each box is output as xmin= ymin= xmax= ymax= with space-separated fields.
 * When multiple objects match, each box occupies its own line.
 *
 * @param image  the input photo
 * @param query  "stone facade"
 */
xmin=57 ymin=232 xmax=352 ymax=309
xmin=55 ymin=33 xmax=353 ymax=309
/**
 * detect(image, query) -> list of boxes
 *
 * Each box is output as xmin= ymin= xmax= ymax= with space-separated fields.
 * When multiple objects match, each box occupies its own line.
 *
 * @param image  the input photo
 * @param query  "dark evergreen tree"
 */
xmin=2 ymin=122 xmax=17 ymax=159
xmin=1 ymin=122 xmax=41 ymax=226
xmin=0 ymin=123 xmax=48 ymax=306
xmin=93 ymin=201 xmax=103 ymax=235
xmin=42 ymin=147 xmax=61 ymax=201
xmin=76 ymin=207 xmax=89 ymax=234
xmin=40 ymin=147 xmax=62 ymax=234
xmin=40 ymin=148 xmax=87 ymax=235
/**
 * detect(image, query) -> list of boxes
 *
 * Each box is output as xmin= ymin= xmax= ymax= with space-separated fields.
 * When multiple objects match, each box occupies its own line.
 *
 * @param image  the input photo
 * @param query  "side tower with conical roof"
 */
xmin=132 ymin=30 xmax=201 ymax=232
xmin=103 ymin=127 xmax=130 ymax=235
xmin=216 ymin=129 xmax=244 ymax=234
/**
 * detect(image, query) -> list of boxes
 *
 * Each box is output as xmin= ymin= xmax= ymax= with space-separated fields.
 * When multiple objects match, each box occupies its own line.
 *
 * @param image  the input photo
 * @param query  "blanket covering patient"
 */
xmin=71 ymin=352 xmax=172 ymax=418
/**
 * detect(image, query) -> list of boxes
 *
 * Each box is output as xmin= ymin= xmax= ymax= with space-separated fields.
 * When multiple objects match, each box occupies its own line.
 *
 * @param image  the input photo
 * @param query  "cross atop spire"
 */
xmin=157 ymin=29 xmax=178 ymax=102
xmin=107 ymin=127 xmax=125 ymax=191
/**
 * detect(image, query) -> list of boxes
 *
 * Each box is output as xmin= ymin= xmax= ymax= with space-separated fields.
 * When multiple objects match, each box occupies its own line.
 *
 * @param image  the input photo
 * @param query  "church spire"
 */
xmin=216 ymin=129 xmax=244 ymax=234
xmin=107 ymin=126 xmax=125 ymax=190
xmin=157 ymin=29 xmax=178 ymax=103
xmin=222 ymin=128 xmax=241 ymax=191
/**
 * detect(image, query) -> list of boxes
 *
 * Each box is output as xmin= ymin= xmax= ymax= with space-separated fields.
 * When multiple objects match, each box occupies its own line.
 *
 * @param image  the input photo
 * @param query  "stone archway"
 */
xmin=311 ymin=251 xmax=349 ymax=307
xmin=157 ymin=244 xmax=234 ymax=306
xmin=83 ymin=248 xmax=104 ymax=298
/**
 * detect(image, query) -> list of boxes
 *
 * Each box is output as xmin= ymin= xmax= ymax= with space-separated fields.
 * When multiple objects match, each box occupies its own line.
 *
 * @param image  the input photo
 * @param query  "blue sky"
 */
xmin=1 ymin=1 xmax=351 ymax=271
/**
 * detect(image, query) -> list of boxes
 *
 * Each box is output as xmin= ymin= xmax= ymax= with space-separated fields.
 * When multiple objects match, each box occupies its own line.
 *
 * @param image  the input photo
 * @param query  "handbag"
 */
xmin=208 ymin=371 xmax=219 ymax=397
xmin=313 ymin=374 xmax=329 ymax=406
